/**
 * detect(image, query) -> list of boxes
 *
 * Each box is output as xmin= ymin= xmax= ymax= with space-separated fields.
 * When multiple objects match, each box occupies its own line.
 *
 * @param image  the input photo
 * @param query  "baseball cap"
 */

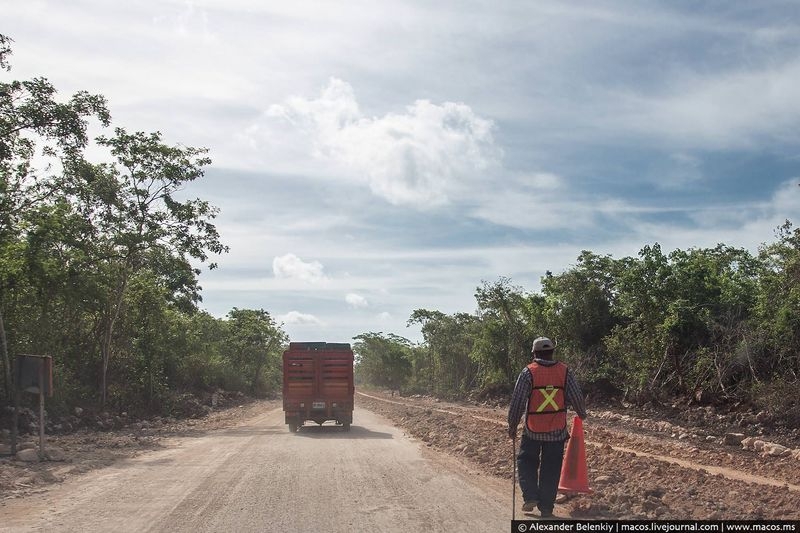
xmin=531 ymin=337 xmax=556 ymax=352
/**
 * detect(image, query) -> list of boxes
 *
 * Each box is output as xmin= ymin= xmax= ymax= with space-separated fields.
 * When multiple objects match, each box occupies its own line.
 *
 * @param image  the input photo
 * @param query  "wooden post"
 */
xmin=11 ymin=355 xmax=52 ymax=459
xmin=11 ymin=389 xmax=19 ymax=455
xmin=38 ymin=361 xmax=45 ymax=460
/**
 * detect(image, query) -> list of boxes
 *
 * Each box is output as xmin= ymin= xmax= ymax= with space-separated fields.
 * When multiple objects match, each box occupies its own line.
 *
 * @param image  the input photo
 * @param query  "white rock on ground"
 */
xmin=16 ymin=448 xmax=41 ymax=462
xmin=724 ymin=433 xmax=744 ymax=446
xmin=763 ymin=443 xmax=788 ymax=457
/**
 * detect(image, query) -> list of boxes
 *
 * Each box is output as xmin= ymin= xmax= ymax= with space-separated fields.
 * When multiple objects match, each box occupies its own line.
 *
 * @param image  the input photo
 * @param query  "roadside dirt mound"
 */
xmin=0 ymin=389 xmax=252 ymax=437
xmin=356 ymin=391 xmax=800 ymax=520
xmin=0 ymin=399 xmax=279 ymax=500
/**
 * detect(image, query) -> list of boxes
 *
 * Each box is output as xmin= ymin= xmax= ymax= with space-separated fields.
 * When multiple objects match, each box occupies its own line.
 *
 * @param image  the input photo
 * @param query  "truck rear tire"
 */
xmin=343 ymin=422 xmax=351 ymax=431
xmin=288 ymin=422 xmax=297 ymax=433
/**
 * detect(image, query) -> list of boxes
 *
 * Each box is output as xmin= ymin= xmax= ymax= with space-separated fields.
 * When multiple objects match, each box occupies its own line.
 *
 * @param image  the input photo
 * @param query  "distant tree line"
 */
xmin=0 ymin=34 xmax=287 ymax=416
xmin=355 ymin=227 xmax=800 ymax=422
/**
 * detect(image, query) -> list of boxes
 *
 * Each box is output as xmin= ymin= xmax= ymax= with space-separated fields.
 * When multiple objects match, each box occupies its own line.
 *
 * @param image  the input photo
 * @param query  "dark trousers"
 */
xmin=517 ymin=434 xmax=565 ymax=513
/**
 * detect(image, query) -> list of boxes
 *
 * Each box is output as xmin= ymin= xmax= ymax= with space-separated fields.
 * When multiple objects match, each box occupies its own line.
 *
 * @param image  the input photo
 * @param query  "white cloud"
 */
xmin=345 ymin=293 xmax=368 ymax=309
xmin=467 ymin=171 xmax=593 ymax=230
xmin=471 ymin=199 xmax=585 ymax=230
xmin=377 ymin=312 xmax=392 ymax=321
xmin=272 ymin=253 xmax=328 ymax=284
xmin=610 ymin=59 xmax=800 ymax=150
xmin=525 ymin=172 xmax=563 ymax=190
xmin=265 ymin=78 xmax=500 ymax=208
xmin=152 ymin=0 xmax=217 ymax=43
xmin=279 ymin=311 xmax=323 ymax=325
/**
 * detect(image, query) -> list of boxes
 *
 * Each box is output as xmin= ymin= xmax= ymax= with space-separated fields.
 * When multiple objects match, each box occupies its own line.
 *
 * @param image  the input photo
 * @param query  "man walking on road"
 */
xmin=508 ymin=337 xmax=587 ymax=518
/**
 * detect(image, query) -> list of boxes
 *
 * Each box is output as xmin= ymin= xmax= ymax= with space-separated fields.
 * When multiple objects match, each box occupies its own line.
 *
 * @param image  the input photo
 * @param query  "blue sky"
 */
xmin=5 ymin=1 xmax=800 ymax=343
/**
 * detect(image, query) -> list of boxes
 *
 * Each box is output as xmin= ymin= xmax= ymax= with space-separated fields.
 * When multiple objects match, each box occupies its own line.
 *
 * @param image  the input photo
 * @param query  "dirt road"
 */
xmin=0 ymin=406 xmax=509 ymax=532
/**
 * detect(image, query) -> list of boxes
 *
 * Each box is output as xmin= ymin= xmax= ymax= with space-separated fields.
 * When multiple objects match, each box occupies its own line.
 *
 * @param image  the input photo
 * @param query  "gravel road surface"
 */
xmin=0 ymin=406 xmax=509 ymax=532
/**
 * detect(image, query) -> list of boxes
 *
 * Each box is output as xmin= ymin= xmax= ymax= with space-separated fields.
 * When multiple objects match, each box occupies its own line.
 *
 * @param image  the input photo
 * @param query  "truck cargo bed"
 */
xmin=282 ymin=342 xmax=354 ymax=432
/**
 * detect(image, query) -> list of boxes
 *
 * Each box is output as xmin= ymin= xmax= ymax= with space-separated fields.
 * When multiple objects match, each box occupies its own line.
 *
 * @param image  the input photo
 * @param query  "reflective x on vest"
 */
xmin=536 ymin=386 xmax=560 ymax=412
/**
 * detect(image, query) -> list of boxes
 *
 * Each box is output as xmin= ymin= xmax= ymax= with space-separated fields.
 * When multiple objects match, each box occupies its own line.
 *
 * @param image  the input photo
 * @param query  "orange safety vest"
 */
xmin=525 ymin=361 xmax=568 ymax=433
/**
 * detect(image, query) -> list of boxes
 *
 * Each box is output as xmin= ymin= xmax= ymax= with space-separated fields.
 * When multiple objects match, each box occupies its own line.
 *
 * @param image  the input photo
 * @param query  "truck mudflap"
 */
xmin=285 ymin=409 xmax=352 ymax=424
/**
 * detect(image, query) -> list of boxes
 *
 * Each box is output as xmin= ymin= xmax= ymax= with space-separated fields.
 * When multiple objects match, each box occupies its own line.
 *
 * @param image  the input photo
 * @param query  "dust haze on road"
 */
xmin=0 ymin=406 xmax=509 ymax=532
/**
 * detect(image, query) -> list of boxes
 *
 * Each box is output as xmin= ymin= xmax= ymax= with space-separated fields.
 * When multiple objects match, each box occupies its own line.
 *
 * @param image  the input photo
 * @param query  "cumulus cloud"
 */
xmin=345 ymin=293 xmax=368 ymax=308
xmin=272 ymin=253 xmax=328 ymax=284
xmin=267 ymin=78 xmax=500 ymax=208
xmin=279 ymin=311 xmax=323 ymax=325
xmin=377 ymin=312 xmax=392 ymax=321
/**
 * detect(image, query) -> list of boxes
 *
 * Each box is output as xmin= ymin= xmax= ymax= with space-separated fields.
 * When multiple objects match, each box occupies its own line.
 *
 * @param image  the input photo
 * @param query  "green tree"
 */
xmin=756 ymin=221 xmax=800 ymax=380
xmin=472 ymin=277 xmax=528 ymax=386
xmin=603 ymin=243 xmax=760 ymax=400
xmin=607 ymin=244 xmax=673 ymax=398
xmin=1 ymin=34 xmax=298 ymax=416
xmin=0 ymin=33 xmax=109 ymax=400
xmin=223 ymin=308 xmax=287 ymax=396
xmin=662 ymin=245 xmax=758 ymax=395
xmin=408 ymin=309 xmax=477 ymax=395
xmin=538 ymin=251 xmax=621 ymax=382
xmin=166 ymin=310 xmax=223 ymax=390
xmin=353 ymin=332 xmax=413 ymax=392
xmin=0 ymin=34 xmax=12 ymax=71
xmin=62 ymin=129 xmax=228 ymax=405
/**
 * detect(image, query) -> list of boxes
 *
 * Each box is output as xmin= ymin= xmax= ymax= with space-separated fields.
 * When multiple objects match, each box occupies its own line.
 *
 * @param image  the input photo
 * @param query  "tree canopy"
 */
xmin=0 ymin=34 xmax=286 ymax=415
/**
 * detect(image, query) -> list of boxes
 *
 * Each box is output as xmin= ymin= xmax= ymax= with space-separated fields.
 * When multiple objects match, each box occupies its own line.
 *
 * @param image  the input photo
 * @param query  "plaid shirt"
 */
xmin=507 ymin=358 xmax=587 ymax=442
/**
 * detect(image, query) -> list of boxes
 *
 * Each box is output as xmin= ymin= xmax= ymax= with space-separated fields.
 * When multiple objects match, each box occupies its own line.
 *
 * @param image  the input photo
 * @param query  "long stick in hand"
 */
xmin=512 ymin=434 xmax=517 ymax=520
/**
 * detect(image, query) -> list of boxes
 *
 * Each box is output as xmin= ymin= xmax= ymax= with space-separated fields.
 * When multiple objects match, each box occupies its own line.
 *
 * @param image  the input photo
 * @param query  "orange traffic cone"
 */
xmin=558 ymin=416 xmax=592 ymax=494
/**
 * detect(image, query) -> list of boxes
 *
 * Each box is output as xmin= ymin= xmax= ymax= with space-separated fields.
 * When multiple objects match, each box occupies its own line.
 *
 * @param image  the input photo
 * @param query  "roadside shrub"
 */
xmin=750 ymin=378 xmax=800 ymax=427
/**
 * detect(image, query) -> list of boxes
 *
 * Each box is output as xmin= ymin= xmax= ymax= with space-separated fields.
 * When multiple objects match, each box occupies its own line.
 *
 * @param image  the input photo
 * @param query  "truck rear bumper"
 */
xmin=284 ymin=407 xmax=352 ymax=425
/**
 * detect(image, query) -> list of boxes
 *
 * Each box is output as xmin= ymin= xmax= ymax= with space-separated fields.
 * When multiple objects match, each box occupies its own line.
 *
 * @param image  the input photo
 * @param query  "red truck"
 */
xmin=282 ymin=342 xmax=354 ymax=432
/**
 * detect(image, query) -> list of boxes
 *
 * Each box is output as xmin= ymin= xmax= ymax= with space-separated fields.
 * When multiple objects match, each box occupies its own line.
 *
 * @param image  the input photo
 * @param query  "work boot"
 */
xmin=522 ymin=501 xmax=537 ymax=512
xmin=540 ymin=509 xmax=554 ymax=519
